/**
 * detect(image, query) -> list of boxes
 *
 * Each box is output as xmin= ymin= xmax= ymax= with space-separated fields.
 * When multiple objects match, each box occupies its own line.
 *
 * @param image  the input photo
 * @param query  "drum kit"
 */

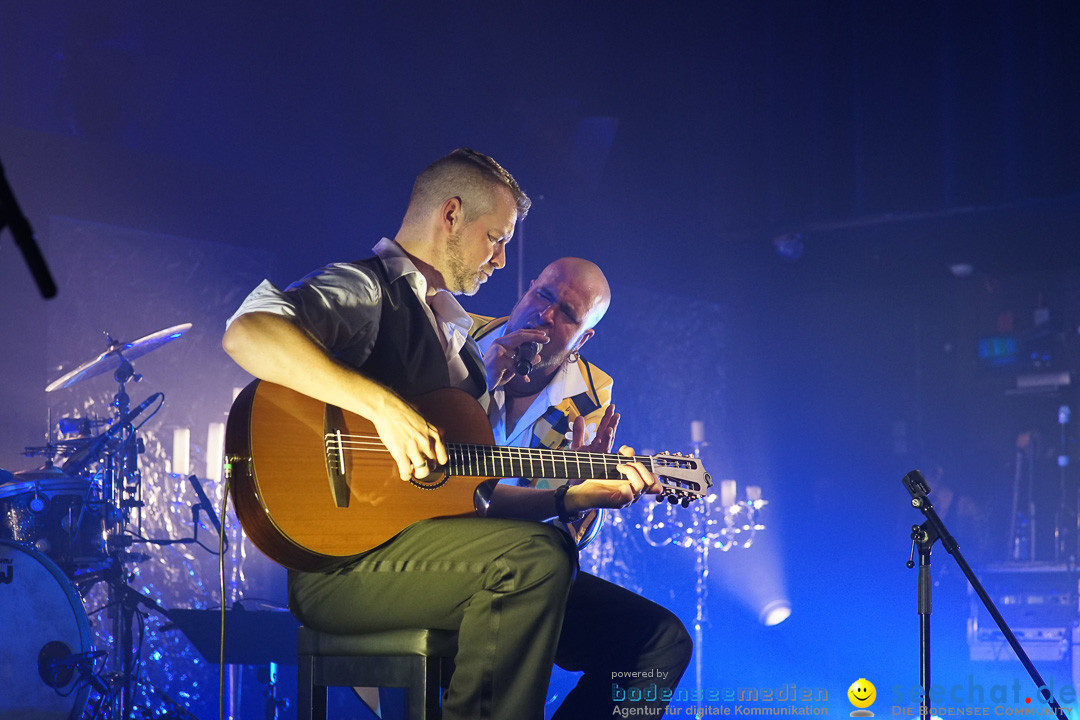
xmin=0 ymin=323 xmax=203 ymax=720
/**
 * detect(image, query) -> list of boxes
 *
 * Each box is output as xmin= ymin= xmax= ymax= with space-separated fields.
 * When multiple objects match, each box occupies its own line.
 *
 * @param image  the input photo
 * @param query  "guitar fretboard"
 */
xmin=324 ymin=430 xmax=708 ymax=496
xmin=447 ymin=443 xmax=632 ymax=480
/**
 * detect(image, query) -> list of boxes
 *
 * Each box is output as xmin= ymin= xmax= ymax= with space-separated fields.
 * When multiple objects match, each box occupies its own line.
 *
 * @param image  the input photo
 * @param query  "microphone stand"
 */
xmin=901 ymin=470 xmax=1068 ymax=719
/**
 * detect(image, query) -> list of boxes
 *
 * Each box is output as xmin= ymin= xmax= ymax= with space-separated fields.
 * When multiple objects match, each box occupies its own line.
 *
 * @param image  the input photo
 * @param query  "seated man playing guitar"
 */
xmin=472 ymin=256 xmax=692 ymax=717
xmin=222 ymin=149 xmax=689 ymax=719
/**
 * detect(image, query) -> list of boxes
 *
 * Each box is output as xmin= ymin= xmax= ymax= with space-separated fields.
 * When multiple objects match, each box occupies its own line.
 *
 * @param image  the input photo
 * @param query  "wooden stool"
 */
xmin=297 ymin=626 xmax=457 ymax=720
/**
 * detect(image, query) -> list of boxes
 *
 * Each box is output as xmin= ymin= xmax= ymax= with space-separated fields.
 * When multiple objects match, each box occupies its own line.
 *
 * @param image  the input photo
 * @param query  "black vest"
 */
xmin=352 ymin=257 xmax=486 ymax=400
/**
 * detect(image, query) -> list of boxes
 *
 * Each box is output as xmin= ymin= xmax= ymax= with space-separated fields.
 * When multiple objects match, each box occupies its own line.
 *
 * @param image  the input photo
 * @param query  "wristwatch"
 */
xmin=554 ymin=482 xmax=584 ymax=523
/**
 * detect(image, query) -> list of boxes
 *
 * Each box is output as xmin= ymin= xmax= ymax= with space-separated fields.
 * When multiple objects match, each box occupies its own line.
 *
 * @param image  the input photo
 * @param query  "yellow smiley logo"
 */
xmin=848 ymin=678 xmax=876 ymax=710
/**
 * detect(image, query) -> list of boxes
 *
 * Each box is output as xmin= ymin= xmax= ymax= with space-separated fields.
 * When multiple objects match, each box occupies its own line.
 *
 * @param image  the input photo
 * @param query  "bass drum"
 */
xmin=0 ymin=540 xmax=93 ymax=720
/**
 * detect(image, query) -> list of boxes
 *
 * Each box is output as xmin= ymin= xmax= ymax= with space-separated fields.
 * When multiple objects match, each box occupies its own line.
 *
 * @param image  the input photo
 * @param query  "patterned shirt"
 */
xmin=470 ymin=315 xmax=614 ymax=547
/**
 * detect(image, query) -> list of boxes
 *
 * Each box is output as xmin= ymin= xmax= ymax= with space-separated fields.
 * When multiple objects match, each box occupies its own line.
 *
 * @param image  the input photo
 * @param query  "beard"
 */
xmin=445 ymin=232 xmax=484 ymax=295
xmin=506 ymin=318 xmax=575 ymax=372
xmin=534 ymin=349 xmax=569 ymax=371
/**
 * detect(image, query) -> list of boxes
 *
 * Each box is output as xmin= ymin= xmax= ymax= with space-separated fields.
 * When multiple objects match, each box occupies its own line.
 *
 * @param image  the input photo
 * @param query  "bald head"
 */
xmin=505 ymin=257 xmax=612 ymax=374
xmin=534 ymin=257 xmax=611 ymax=330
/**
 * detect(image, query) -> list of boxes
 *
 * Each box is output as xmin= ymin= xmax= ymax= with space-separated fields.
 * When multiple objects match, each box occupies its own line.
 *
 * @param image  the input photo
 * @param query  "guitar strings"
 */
xmin=328 ymin=433 xmax=635 ymax=482
xmin=330 ymin=434 xmax=631 ymax=465
xmin=325 ymin=434 xmax=703 ymax=497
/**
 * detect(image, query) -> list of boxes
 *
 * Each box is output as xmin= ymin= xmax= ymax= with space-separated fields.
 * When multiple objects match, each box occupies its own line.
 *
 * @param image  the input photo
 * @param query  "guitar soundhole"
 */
xmin=409 ymin=470 xmax=450 ymax=491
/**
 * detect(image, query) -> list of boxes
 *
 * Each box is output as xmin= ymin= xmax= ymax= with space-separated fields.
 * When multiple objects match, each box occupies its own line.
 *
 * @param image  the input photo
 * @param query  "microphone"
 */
xmin=105 ymin=393 xmax=162 ymax=437
xmin=38 ymin=645 xmax=106 ymax=688
xmin=46 ymin=650 xmax=107 ymax=668
xmin=0 ymin=159 xmax=57 ymax=298
xmin=63 ymin=393 xmax=163 ymax=474
xmin=188 ymin=474 xmax=223 ymax=536
xmin=513 ymin=341 xmax=542 ymax=376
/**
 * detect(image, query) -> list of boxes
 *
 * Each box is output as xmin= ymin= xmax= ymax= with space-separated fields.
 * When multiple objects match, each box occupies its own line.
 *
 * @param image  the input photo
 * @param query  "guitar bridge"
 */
xmin=324 ymin=405 xmax=350 ymax=508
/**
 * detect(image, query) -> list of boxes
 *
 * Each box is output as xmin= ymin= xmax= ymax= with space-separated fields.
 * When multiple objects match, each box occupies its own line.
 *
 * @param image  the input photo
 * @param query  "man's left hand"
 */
xmin=563 ymin=445 xmax=659 ymax=512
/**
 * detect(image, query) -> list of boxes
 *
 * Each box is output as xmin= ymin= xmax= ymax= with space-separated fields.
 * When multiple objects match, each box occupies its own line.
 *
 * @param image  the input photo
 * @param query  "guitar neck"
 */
xmin=447 ymin=443 xmax=631 ymax=480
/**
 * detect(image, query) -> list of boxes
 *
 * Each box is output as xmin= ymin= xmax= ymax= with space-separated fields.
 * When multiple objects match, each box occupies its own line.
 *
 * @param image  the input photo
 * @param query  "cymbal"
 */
xmin=2 ymin=466 xmax=87 ymax=494
xmin=4 ymin=465 xmax=70 ymax=484
xmin=23 ymin=437 xmax=94 ymax=459
xmin=46 ymin=323 xmax=192 ymax=392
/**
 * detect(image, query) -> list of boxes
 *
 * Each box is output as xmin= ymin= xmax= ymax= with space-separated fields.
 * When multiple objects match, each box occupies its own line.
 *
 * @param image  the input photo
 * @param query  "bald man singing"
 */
xmin=472 ymin=258 xmax=693 ymax=719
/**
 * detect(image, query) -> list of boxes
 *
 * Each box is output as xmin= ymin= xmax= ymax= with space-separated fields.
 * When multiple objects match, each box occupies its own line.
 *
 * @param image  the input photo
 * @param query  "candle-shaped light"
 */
xmin=172 ymin=427 xmax=190 ymax=476
xmin=206 ymin=421 xmax=225 ymax=483
xmin=720 ymin=479 xmax=737 ymax=508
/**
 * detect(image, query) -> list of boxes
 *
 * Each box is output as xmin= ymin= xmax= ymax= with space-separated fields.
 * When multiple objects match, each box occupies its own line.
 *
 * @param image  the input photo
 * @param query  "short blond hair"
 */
xmin=404 ymin=148 xmax=531 ymax=224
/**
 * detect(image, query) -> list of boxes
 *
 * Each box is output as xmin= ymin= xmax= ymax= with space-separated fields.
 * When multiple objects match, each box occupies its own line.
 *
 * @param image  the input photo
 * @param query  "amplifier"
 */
xmin=967 ymin=562 xmax=1079 ymax=663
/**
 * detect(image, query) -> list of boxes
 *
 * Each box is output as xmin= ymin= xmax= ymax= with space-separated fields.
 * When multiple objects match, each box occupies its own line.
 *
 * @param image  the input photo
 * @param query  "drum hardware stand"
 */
xmin=82 ymin=467 xmax=223 ymax=720
xmin=60 ymin=358 xmax=164 ymax=720
xmin=73 ymin=511 xmax=172 ymax=720
xmin=902 ymin=469 xmax=1067 ymax=719
xmin=35 ymin=326 xmax=219 ymax=719
xmin=38 ymin=323 xmax=193 ymax=719
xmin=147 ymin=680 xmax=203 ymax=720
xmin=128 ymin=474 xmax=227 ymax=555
xmin=101 ymin=365 xmax=149 ymax=720
xmin=110 ymin=578 xmax=172 ymax=717
xmin=21 ymin=407 xmax=107 ymax=467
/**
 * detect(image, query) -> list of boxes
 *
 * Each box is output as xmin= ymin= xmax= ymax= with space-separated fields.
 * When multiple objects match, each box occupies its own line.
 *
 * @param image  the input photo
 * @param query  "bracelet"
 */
xmin=554 ymin=482 xmax=584 ymax=523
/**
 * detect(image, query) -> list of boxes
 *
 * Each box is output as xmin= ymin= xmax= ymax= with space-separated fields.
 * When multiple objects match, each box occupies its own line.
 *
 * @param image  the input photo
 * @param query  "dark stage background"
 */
xmin=2 ymin=2 xmax=1080 ymax=718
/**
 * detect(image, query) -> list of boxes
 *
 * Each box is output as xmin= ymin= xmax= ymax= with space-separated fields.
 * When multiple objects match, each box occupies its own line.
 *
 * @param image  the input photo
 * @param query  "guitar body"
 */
xmin=226 ymin=381 xmax=711 ymax=572
xmin=225 ymin=380 xmax=498 ymax=572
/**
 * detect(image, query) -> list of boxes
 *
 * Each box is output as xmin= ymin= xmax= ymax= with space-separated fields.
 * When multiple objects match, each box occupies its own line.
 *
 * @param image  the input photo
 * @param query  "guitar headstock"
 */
xmin=648 ymin=452 xmax=712 ymax=507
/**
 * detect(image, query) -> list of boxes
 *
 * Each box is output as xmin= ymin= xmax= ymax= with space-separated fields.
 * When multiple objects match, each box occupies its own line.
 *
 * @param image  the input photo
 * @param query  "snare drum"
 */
xmin=0 ymin=469 xmax=106 ymax=571
xmin=0 ymin=540 xmax=93 ymax=720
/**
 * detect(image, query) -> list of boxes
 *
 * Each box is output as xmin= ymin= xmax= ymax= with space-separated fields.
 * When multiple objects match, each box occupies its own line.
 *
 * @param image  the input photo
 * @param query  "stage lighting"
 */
xmin=758 ymin=598 xmax=792 ymax=626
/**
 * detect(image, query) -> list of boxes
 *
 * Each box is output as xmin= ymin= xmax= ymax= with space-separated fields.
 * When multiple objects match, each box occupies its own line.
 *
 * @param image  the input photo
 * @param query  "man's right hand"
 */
xmin=483 ymin=328 xmax=549 ymax=389
xmin=370 ymin=395 xmax=448 ymax=482
xmin=224 ymin=312 xmax=448 ymax=482
xmin=570 ymin=404 xmax=620 ymax=454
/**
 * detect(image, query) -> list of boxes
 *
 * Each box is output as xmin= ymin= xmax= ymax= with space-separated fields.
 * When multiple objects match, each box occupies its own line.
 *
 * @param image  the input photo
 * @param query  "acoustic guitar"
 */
xmin=224 ymin=380 xmax=711 ymax=572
